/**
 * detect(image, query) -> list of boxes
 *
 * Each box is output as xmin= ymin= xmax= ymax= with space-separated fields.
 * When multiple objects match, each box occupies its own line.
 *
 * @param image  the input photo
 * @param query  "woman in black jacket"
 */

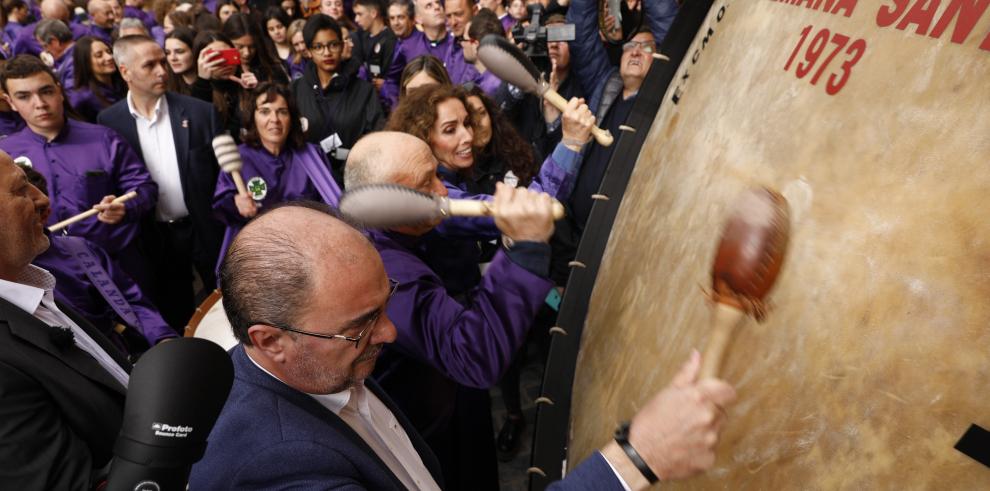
xmin=290 ymin=14 xmax=383 ymax=187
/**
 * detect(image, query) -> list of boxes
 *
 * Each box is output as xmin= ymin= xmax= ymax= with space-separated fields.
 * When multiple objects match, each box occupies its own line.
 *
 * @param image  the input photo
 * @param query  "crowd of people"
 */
xmin=0 ymin=0 xmax=739 ymax=489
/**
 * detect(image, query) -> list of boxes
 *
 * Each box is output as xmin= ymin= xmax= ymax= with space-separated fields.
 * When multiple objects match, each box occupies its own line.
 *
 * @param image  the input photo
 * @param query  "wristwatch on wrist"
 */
xmin=614 ymin=421 xmax=659 ymax=484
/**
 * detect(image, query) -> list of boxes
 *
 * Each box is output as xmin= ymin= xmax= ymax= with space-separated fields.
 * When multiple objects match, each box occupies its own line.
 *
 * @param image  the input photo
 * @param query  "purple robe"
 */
xmin=213 ymin=143 xmax=341 ymax=262
xmin=285 ymin=53 xmax=307 ymax=80
xmin=12 ymin=21 xmax=88 ymax=57
xmin=34 ymin=235 xmax=176 ymax=346
xmin=436 ymin=142 xmax=580 ymax=240
xmin=123 ymin=5 xmax=157 ymax=31
xmin=66 ymin=82 xmax=123 ymax=122
xmin=500 ymin=14 xmax=517 ymax=33
xmin=0 ymin=111 xmax=25 ymax=137
xmin=370 ymin=228 xmax=553 ymax=389
xmin=81 ymin=24 xmax=113 ymax=45
xmin=0 ymin=119 xmax=157 ymax=257
xmin=0 ymin=28 xmax=14 ymax=58
xmin=476 ymin=70 xmax=501 ymax=97
xmin=381 ymin=30 xmax=483 ymax=108
xmin=54 ymin=45 xmax=75 ymax=89
xmin=3 ymin=21 xmax=27 ymax=40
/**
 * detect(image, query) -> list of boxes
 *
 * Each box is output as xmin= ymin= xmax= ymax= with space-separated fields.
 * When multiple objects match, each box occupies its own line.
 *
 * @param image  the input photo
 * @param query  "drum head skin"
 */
xmin=567 ymin=1 xmax=990 ymax=488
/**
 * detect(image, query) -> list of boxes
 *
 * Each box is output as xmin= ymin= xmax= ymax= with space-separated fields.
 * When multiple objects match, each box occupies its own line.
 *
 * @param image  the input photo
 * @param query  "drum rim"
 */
xmin=528 ymin=3 xmax=719 ymax=489
xmin=184 ymin=288 xmax=224 ymax=338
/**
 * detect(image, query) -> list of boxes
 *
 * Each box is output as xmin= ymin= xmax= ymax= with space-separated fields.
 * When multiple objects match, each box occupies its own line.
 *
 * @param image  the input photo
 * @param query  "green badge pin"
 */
xmin=247 ymin=176 xmax=268 ymax=201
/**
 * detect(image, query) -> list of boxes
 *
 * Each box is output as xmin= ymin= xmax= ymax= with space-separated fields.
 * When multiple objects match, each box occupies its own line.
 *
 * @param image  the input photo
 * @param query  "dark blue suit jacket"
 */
xmin=97 ymin=92 xmax=225 ymax=278
xmin=189 ymin=346 xmax=445 ymax=490
xmin=189 ymin=346 xmax=624 ymax=490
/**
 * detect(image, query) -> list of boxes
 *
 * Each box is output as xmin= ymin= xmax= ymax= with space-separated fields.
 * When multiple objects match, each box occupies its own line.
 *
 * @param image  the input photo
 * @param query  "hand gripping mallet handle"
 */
xmin=211 ymin=134 xmax=248 ymax=196
xmin=700 ymin=187 xmax=790 ymax=379
xmin=541 ymin=87 xmax=614 ymax=147
xmin=48 ymin=191 xmax=138 ymax=232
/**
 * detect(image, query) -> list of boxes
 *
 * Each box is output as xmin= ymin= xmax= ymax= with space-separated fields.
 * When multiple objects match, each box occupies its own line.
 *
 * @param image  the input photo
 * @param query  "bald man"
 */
xmin=344 ymin=131 xmax=558 ymax=489
xmin=190 ymin=200 xmax=735 ymax=489
xmin=84 ymin=0 xmax=118 ymax=44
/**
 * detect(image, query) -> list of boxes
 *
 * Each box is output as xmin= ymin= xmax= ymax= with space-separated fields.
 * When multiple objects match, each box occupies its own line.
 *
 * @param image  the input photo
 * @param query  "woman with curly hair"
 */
xmin=212 ymin=82 xmax=340 ymax=262
xmin=463 ymin=83 xmax=537 ymax=194
xmin=385 ymin=83 xmax=594 ymax=292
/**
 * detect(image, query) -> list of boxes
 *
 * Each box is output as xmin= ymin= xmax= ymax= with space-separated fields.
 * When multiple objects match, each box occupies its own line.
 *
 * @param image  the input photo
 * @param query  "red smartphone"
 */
xmin=214 ymin=48 xmax=241 ymax=67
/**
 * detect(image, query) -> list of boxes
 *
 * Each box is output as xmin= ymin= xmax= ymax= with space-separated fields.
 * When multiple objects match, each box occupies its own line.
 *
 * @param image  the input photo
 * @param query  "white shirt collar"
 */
xmin=245 ymin=348 xmax=360 ymax=415
xmin=0 ymin=265 xmax=55 ymax=315
xmin=126 ymin=91 xmax=167 ymax=123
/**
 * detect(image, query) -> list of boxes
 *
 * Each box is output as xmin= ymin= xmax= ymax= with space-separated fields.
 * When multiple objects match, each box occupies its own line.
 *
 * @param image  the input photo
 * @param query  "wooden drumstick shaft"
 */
xmin=48 ymin=191 xmax=138 ymax=232
xmin=699 ymin=303 xmax=747 ymax=379
xmin=447 ymin=198 xmax=566 ymax=220
xmin=230 ymin=170 xmax=248 ymax=196
xmin=542 ymin=89 xmax=615 ymax=147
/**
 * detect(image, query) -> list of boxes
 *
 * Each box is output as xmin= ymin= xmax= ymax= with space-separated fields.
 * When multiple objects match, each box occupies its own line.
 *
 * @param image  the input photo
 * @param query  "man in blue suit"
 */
xmin=190 ymin=196 xmax=736 ymax=489
xmin=97 ymin=35 xmax=225 ymax=330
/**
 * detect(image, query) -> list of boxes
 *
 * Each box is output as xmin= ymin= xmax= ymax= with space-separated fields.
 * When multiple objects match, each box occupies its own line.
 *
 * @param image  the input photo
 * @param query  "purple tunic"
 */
xmin=500 ymin=14 xmax=517 ymax=33
xmin=381 ymin=30 xmax=483 ymax=108
xmin=213 ymin=143 xmax=341 ymax=261
xmin=0 ymin=111 xmax=25 ymax=137
xmin=123 ymin=5 xmax=157 ymax=31
xmin=3 ymin=21 xmax=27 ymax=40
xmin=66 ymin=82 xmax=123 ymax=122
xmin=0 ymin=119 xmax=157 ymax=256
xmin=81 ymin=24 xmax=114 ymax=45
xmin=285 ymin=53 xmax=307 ymax=80
xmin=436 ymin=142 xmax=581 ymax=240
xmin=54 ymin=46 xmax=75 ymax=89
xmin=370 ymin=228 xmax=553 ymax=389
xmin=12 ymin=21 xmax=88 ymax=56
xmin=34 ymin=235 xmax=176 ymax=346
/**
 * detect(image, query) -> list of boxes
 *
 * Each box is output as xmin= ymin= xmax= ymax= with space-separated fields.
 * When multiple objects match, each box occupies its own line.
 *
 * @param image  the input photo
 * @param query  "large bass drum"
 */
xmin=531 ymin=1 xmax=990 ymax=488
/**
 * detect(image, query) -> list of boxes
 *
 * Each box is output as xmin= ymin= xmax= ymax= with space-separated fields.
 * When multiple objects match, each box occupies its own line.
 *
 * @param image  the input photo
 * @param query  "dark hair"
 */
xmin=2 ymin=0 xmax=27 ymax=12
xmin=387 ymin=0 xmax=413 ymax=17
xmin=278 ymin=0 xmax=301 ymax=19
xmin=398 ymin=55 xmax=450 ymax=98
xmin=385 ymin=83 xmax=472 ymax=145
xmin=240 ymin=82 xmax=305 ymax=151
xmin=353 ymin=0 xmax=385 ymax=15
xmin=465 ymin=84 xmax=536 ymax=184
xmin=73 ymin=36 xmax=124 ymax=107
xmin=192 ymin=30 xmax=235 ymax=120
xmin=468 ymin=8 xmax=503 ymax=40
xmin=165 ymin=9 xmax=194 ymax=30
xmin=35 ymin=19 xmax=73 ymax=45
xmin=263 ymin=5 xmax=291 ymax=42
xmin=219 ymin=201 xmax=339 ymax=346
xmin=0 ymin=54 xmax=59 ymax=93
xmin=214 ymin=0 xmax=238 ymax=20
xmin=223 ymin=12 xmax=288 ymax=84
xmin=165 ymin=27 xmax=196 ymax=93
xmin=302 ymin=13 xmax=340 ymax=47
xmin=16 ymin=162 xmax=47 ymax=195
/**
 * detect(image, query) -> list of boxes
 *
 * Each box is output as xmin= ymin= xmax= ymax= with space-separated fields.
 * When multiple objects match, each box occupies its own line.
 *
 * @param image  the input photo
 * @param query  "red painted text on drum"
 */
xmin=877 ymin=0 xmax=990 ymax=50
xmin=783 ymin=25 xmax=866 ymax=96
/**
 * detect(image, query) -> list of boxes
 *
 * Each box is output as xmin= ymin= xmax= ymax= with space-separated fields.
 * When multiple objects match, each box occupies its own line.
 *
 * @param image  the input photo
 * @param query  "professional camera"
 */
xmin=509 ymin=4 xmax=575 ymax=74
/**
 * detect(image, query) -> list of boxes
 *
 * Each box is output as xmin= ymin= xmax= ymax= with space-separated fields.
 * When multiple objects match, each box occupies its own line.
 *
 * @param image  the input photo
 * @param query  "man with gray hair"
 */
xmin=12 ymin=0 xmax=88 ymax=57
xmin=33 ymin=18 xmax=75 ymax=87
xmin=98 ymin=35 xmax=225 ymax=330
xmin=116 ymin=17 xmax=148 ymax=37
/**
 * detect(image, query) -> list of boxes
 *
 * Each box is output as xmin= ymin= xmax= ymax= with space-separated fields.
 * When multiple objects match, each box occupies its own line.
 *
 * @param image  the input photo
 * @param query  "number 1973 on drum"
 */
xmin=784 ymin=25 xmax=866 ymax=95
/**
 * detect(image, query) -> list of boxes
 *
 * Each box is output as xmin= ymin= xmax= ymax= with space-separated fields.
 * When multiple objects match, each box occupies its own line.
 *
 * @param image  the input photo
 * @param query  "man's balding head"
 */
xmin=345 ymin=131 xmax=439 ymax=190
xmin=40 ymin=0 xmax=69 ymax=21
xmin=0 ymin=151 xmax=51 ymax=281
xmin=220 ymin=202 xmax=379 ymax=346
xmin=220 ymin=201 xmax=397 ymax=395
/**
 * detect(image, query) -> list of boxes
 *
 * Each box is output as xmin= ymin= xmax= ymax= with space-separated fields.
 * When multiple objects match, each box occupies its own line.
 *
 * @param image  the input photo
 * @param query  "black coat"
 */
xmin=291 ymin=62 xmax=384 ymax=186
xmin=0 ymin=296 xmax=129 ymax=489
xmin=97 ymin=92 xmax=226 ymax=285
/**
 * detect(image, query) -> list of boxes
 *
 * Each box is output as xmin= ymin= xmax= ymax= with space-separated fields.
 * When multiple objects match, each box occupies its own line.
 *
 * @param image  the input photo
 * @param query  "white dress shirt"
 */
xmin=127 ymin=92 xmax=188 ymax=221
xmin=247 ymin=355 xmax=440 ymax=491
xmin=0 ymin=265 xmax=129 ymax=388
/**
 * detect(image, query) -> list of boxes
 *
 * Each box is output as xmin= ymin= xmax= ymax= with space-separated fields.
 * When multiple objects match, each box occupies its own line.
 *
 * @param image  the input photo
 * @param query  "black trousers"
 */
xmin=143 ymin=218 xmax=216 ymax=332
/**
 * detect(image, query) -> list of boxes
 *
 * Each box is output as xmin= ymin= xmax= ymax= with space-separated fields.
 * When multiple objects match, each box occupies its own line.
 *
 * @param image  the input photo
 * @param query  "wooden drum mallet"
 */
xmin=700 ymin=187 xmax=790 ymax=379
xmin=212 ymin=134 xmax=248 ymax=196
